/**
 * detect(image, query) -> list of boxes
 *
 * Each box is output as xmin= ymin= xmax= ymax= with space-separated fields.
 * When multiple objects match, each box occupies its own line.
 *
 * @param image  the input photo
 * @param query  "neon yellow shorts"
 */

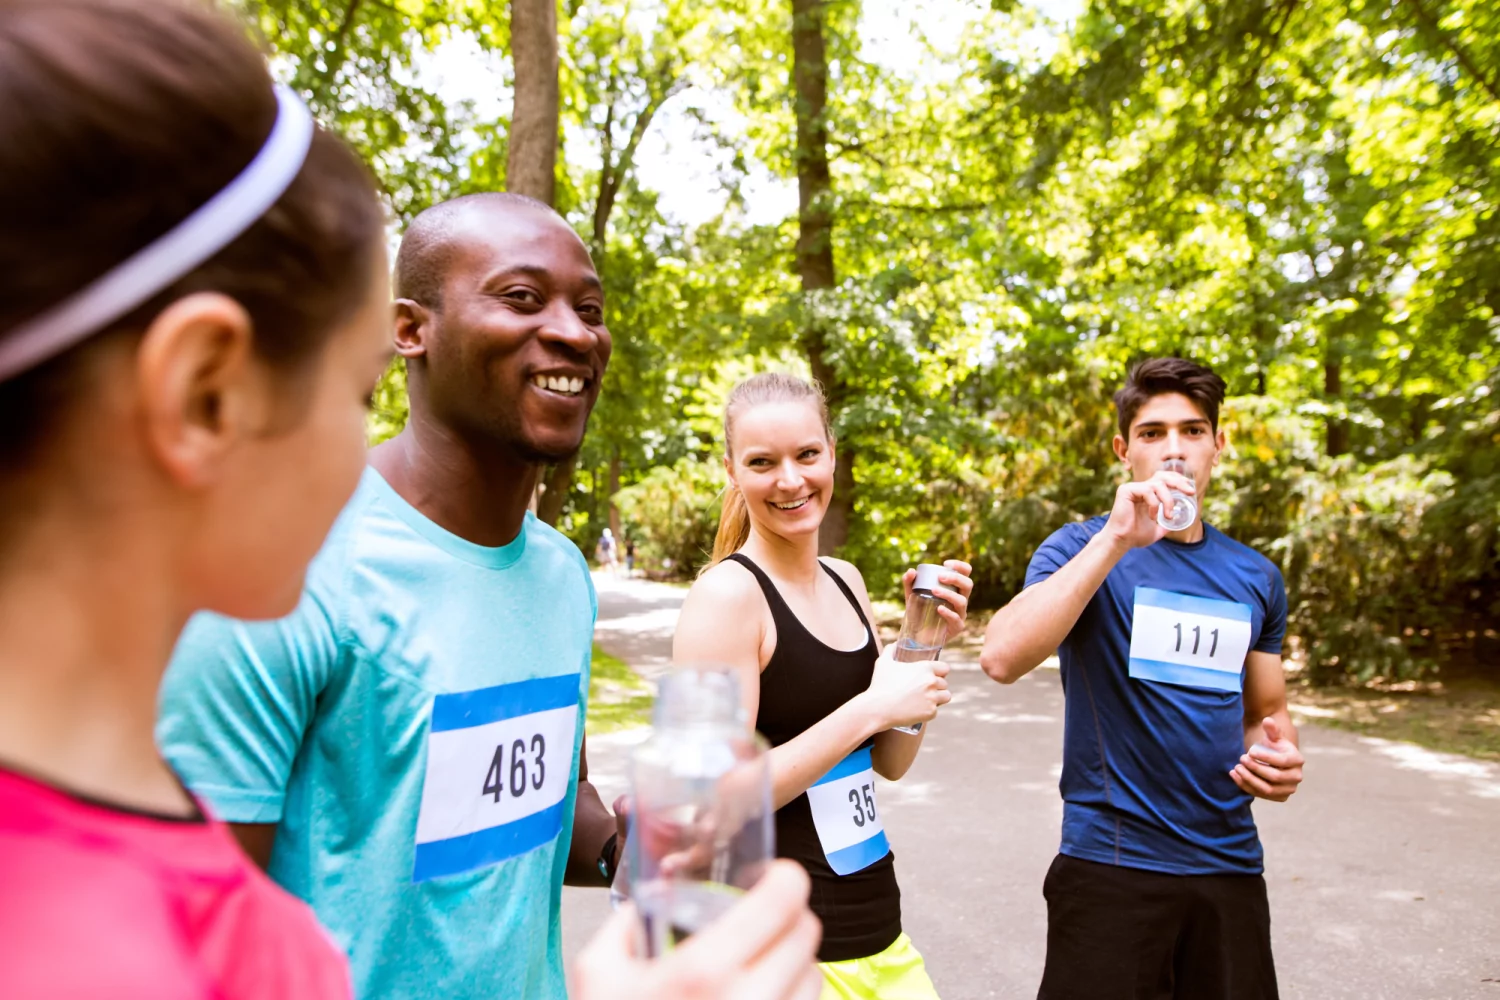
xmin=818 ymin=933 xmax=941 ymax=1000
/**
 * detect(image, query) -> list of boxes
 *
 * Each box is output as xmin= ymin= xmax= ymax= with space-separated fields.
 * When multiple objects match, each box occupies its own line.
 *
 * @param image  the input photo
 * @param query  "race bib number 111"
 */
xmin=412 ymin=674 xmax=580 ymax=882
xmin=1128 ymin=587 xmax=1252 ymax=693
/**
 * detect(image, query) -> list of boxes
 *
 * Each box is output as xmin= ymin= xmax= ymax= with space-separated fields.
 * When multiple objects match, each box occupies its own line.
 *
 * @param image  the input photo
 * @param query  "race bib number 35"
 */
xmin=1128 ymin=587 xmax=1252 ymax=693
xmin=412 ymin=674 xmax=580 ymax=882
xmin=805 ymin=747 xmax=891 ymax=876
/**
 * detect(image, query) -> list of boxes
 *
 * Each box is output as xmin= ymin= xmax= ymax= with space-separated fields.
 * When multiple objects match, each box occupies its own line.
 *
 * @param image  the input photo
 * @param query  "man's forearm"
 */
xmin=565 ymin=777 xmax=618 ymax=887
xmin=980 ymin=532 xmax=1127 ymax=683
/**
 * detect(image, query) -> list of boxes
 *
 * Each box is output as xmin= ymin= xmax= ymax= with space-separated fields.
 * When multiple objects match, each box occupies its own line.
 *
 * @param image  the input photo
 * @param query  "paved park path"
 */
xmin=564 ymin=572 xmax=1500 ymax=999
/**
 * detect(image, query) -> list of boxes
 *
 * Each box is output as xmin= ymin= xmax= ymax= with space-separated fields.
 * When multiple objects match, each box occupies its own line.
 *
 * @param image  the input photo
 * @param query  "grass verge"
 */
xmin=586 ymin=642 xmax=654 ymax=735
xmin=1288 ymin=675 xmax=1500 ymax=761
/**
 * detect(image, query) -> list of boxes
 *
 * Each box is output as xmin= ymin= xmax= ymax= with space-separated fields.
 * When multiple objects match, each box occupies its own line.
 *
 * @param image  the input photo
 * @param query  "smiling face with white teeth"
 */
xmin=725 ymin=399 xmax=836 ymax=545
xmin=395 ymin=198 xmax=612 ymax=464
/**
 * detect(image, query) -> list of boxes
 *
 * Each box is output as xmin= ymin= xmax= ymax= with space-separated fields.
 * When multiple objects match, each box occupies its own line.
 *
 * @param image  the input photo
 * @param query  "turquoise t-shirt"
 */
xmin=157 ymin=468 xmax=595 ymax=1000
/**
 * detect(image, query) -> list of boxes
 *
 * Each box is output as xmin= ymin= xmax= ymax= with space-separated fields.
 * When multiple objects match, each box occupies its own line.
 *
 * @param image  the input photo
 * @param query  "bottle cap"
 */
xmin=913 ymin=563 xmax=944 ymax=593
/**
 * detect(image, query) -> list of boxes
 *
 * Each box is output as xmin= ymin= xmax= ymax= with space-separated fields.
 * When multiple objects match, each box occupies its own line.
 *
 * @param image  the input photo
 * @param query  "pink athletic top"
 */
xmin=0 ymin=766 xmax=351 ymax=1000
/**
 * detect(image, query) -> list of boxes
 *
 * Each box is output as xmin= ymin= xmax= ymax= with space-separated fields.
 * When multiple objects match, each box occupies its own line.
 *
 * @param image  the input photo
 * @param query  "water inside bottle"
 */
xmin=892 ymin=635 xmax=940 ymax=734
xmin=894 ymin=636 xmax=941 ymax=661
xmin=637 ymin=879 xmax=745 ymax=957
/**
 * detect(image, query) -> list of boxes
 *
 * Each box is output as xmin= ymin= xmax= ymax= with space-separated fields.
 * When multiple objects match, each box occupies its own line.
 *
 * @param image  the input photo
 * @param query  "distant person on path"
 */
xmin=158 ymin=193 xmax=633 ymax=1000
xmin=980 ymin=357 xmax=1305 ymax=1000
xmin=674 ymin=372 xmax=972 ymax=1000
xmin=625 ymin=536 xmax=637 ymax=576
xmin=596 ymin=526 xmax=618 ymax=574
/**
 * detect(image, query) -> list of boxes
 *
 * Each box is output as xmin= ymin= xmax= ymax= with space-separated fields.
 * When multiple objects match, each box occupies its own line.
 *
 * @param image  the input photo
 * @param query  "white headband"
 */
xmin=0 ymin=83 xmax=316 ymax=382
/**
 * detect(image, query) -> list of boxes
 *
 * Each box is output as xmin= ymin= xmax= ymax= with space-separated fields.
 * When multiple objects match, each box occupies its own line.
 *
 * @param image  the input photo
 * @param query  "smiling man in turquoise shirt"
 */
xmin=159 ymin=193 xmax=621 ymax=1000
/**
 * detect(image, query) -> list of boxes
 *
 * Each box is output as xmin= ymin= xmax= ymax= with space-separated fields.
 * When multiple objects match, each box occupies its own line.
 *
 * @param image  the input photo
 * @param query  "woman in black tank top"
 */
xmin=673 ymin=374 xmax=974 ymax=996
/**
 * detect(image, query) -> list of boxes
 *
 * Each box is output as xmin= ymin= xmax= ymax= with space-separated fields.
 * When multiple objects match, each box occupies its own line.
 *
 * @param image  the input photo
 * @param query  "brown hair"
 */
xmin=0 ymin=0 xmax=385 ymax=474
xmin=708 ymin=373 xmax=834 ymax=566
xmin=1113 ymin=357 xmax=1228 ymax=439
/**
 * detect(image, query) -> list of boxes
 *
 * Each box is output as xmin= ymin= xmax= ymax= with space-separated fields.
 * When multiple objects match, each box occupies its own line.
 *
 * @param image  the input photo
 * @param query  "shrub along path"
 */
xmin=564 ymin=572 xmax=1500 ymax=999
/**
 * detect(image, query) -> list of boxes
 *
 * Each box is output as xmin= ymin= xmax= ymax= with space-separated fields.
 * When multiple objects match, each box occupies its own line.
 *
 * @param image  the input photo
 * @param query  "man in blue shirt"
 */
xmin=158 ymin=193 xmax=627 ymax=1000
xmin=981 ymin=357 xmax=1305 ymax=1000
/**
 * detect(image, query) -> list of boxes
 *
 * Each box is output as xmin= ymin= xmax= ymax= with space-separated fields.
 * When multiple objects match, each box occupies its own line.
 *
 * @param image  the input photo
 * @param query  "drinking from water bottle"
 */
xmin=1156 ymin=458 xmax=1197 ymax=531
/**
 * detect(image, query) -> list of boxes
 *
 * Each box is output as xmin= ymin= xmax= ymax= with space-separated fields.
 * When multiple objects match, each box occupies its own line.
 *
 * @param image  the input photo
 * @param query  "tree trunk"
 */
xmin=607 ymin=451 xmax=622 ymax=540
xmin=509 ymin=0 xmax=569 ymax=521
xmin=534 ymin=58 xmax=679 ymax=527
xmin=790 ymin=0 xmax=852 ymax=554
xmin=506 ymin=0 xmax=559 ymax=205
xmin=1324 ymin=351 xmax=1348 ymax=458
xmin=536 ymin=459 xmax=575 ymax=524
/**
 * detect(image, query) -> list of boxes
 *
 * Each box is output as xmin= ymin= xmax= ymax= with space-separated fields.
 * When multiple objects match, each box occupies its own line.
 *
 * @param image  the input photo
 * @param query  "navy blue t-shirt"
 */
xmin=1025 ymin=517 xmax=1288 ymax=875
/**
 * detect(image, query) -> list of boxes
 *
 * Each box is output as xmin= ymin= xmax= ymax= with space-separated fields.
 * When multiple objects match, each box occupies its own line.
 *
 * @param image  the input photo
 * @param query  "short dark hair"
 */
xmin=1113 ymin=357 xmax=1228 ymax=439
xmin=394 ymin=192 xmax=556 ymax=309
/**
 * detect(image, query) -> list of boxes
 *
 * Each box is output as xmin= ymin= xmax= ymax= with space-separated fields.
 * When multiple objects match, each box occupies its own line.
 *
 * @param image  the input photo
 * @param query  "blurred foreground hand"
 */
xmin=572 ymin=860 xmax=823 ymax=1000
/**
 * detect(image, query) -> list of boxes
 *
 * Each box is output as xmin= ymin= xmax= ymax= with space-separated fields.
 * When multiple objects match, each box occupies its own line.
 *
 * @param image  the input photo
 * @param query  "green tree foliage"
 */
xmin=613 ymin=457 xmax=727 ymax=574
xmin=244 ymin=0 xmax=1497 ymax=683
xmin=953 ymin=0 xmax=1499 ymax=680
xmin=234 ymin=0 xmax=480 ymax=217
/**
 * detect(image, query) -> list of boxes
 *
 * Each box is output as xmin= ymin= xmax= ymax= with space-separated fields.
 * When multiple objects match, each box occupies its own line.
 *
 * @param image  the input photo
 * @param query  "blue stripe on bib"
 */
xmin=1135 ymin=586 xmax=1252 ymax=622
xmin=815 ymin=746 xmax=879 ymax=786
xmin=430 ymin=674 xmax=580 ymax=732
xmin=413 ymin=799 xmax=570 ymax=882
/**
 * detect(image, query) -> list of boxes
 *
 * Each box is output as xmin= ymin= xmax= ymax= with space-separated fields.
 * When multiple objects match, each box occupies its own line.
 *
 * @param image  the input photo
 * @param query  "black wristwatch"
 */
xmin=596 ymin=832 xmax=619 ymax=884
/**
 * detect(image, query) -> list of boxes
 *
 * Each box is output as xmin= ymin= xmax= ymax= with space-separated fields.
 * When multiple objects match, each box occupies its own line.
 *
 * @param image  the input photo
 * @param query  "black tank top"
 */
xmin=726 ymin=553 xmax=902 ymax=963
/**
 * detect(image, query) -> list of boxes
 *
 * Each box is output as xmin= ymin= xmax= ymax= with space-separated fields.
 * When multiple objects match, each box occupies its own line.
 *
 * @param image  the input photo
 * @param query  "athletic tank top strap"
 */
xmin=723 ymin=552 xmax=799 ymax=636
xmin=819 ymin=561 xmax=875 ymax=634
xmin=724 ymin=552 xmax=873 ymax=650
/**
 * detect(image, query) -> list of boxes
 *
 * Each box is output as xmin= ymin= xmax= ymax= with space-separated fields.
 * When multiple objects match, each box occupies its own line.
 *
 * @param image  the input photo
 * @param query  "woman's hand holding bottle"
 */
xmin=899 ymin=559 xmax=974 ymax=644
xmin=859 ymin=647 xmax=952 ymax=731
xmin=574 ymin=860 xmax=823 ymax=1000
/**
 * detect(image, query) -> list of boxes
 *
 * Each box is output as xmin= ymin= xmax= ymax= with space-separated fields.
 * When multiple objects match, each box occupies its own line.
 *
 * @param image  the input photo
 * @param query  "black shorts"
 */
xmin=1038 ymin=854 xmax=1279 ymax=1000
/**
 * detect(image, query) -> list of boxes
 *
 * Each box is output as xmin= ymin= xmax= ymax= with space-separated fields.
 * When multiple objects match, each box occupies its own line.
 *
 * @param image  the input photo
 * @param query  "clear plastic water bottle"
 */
xmin=626 ymin=666 xmax=774 ymax=957
xmin=1156 ymin=459 xmax=1197 ymax=532
xmin=891 ymin=563 xmax=946 ymax=736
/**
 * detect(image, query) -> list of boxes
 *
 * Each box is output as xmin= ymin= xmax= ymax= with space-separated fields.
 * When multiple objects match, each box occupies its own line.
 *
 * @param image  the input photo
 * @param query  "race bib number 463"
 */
xmin=412 ymin=674 xmax=580 ymax=882
xmin=1128 ymin=587 xmax=1252 ymax=693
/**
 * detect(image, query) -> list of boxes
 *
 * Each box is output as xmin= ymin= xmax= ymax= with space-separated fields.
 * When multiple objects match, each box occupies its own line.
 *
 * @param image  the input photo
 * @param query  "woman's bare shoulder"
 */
xmin=681 ymin=558 xmax=765 ymax=616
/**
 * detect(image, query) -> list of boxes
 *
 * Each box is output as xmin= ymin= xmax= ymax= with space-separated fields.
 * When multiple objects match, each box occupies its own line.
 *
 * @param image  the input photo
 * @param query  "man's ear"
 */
xmin=1213 ymin=426 xmax=1228 ymax=466
xmin=393 ymin=299 xmax=431 ymax=360
xmin=135 ymin=292 xmax=259 ymax=489
xmin=1112 ymin=433 xmax=1130 ymax=464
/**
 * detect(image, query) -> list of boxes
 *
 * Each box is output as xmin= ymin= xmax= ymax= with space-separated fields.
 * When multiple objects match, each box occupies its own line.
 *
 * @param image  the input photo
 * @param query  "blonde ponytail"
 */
xmin=705 ymin=372 xmax=833 ymax=569
xmin=709 ymin=485 xmax=752 ymax=566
